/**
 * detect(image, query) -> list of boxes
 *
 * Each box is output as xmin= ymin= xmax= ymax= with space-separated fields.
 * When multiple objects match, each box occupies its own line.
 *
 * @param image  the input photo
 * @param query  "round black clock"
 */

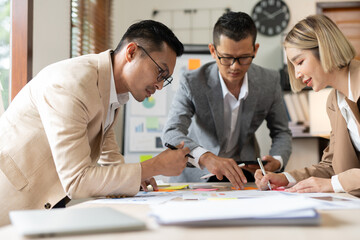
xmin=251 ymin=0 xmax=290 ymax=36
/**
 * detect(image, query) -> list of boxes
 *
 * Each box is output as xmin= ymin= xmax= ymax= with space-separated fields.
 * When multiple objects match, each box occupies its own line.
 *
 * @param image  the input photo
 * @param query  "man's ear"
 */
xmin=253 ymin=43 xmax=260 ymax=58
xmin=208 ymin=43 xmax=217 ymax=60
xmin=125 ymin=42 xmax=137 ymax=62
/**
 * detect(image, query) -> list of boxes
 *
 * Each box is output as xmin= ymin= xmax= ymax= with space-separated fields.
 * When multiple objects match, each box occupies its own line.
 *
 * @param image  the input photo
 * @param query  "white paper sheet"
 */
xmin=150 ymin=195 xmax=320 ymax=225
xmin=87 ymin=191 xmax=183 ymax=205
xmin=182 ymin=190 xmax=282 ymax=200
xmin=279 ymin=191 xmax=360 ymax=210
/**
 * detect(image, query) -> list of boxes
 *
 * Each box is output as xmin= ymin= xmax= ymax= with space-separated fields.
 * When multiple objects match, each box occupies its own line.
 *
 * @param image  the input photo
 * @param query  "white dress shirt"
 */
xmin=104 ymin=62 xmax=129 ymax=132
xmin=285 ymin=71 xmax=359 ymax=192
xmin=188 ymin=72 xmax=283 ymax=169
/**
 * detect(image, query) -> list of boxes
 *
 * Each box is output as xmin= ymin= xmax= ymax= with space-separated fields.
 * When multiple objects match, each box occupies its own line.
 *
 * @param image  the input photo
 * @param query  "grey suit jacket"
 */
xmin=162 ymin=62 xmax=291 ymax=182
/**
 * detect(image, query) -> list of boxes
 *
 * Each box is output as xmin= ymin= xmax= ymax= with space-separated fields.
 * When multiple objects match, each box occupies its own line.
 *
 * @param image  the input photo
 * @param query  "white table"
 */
xmin=1 ymin=183 xmax=360 ymax=240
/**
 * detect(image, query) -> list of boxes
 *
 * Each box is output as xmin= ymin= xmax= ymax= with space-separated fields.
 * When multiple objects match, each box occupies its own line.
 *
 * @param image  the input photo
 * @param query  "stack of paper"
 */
xmin=10 ymin=207 xmax=146 ymax=237
xmin=150 ymin=196 xmax=320 ymax=226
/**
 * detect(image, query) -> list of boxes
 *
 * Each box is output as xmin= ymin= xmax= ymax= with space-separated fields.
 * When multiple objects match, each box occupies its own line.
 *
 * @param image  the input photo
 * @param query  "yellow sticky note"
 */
xmin=139 ymin=155 xmax=153 ymax=162
xmin=188 ymin=59 xmax=201 ymax=70
xmin=163 ymin=184 xmax=189 ymax=190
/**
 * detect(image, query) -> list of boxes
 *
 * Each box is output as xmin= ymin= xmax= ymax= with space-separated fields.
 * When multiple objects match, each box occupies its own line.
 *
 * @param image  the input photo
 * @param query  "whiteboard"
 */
xmin=123 ymin=45 xmax=214 ymax=163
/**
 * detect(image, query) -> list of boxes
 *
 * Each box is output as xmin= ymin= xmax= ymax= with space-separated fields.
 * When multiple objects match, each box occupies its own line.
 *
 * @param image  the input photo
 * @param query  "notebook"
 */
xmin=150 ymin=196 xmax=321 ymax=226
xmin=10 ymin=207 xmax=146 ymax=237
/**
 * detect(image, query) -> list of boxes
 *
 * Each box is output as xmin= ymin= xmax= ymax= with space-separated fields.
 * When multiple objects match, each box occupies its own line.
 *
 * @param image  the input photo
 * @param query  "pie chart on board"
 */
xmin=143 ymin=96 xmax=156 ymax=109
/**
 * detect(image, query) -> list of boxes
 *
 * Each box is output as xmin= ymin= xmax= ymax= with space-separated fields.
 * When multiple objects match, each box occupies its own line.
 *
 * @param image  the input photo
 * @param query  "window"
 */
xmin=71 ymin=0 xmax=112 ymax=57
xmin=0 ymin=0 xmax=10 ymax=113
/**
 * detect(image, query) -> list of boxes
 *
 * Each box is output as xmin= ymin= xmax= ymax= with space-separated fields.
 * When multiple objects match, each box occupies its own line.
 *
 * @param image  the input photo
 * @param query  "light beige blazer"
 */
xmin=289 ymin=68 xmax=360 ymax=197
xmin=0 ymin=50 xmax=141 ymax=226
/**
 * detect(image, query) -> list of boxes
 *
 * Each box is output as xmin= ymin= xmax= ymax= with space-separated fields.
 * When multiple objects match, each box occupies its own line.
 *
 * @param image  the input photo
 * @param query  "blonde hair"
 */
xmin=284 ymin=14 xmax=356 ymax=92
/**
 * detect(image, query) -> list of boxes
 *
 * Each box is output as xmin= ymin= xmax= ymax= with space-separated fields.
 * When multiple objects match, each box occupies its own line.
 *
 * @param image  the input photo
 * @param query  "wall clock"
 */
xmin=251 ymin=0 xmax=290 ymax=36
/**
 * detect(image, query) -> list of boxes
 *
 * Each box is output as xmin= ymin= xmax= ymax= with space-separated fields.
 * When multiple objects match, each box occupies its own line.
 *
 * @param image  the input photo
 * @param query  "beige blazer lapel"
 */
xmin=332 ymin=94 xmax=360 ymax=174
xmin=347 ymin=61 xmax=360 ymax=139
xmin=98 ymin=50 xmax=112 ymax=129
xmin=97 ymin=50 xmax=113 ymax=140
xmin=88 ymin=50 xmax=113 ymax=158
xmin=345 ymin=98 xmax=360 ymax=132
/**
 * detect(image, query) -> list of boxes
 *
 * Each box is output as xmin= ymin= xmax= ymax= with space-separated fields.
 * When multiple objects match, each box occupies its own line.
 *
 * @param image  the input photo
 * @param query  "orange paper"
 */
xmin=156 ymin=189 xmax=176 ymax=192
xmin=188 ymin=59 xmax=201 ymax=70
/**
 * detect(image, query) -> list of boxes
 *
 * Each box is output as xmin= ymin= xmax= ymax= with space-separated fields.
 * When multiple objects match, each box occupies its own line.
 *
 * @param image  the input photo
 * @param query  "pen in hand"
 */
xmin=257 ymin=157 xmax=272 ymax=190
xmin=164 ymin=143 xmax=194 ymax=159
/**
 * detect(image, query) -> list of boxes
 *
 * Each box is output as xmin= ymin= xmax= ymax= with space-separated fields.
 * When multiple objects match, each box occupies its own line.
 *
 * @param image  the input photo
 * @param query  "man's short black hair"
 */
xmin=213 ymin=11 xmax=257 ymax=47
xmin=114 ymin=20 xmax=184 ymax=56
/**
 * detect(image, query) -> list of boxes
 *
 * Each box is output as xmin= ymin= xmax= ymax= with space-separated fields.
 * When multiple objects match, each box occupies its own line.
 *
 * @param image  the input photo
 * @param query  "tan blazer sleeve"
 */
xmin=99 ymin=126 xmax=125 ymax=165
xmin=338 ymin=169 xmax=360 ymax=196
xmin=33 ymin=53 xmax=141 ymax=199
xmin=287 ymin=135 xmax=335 ymax=181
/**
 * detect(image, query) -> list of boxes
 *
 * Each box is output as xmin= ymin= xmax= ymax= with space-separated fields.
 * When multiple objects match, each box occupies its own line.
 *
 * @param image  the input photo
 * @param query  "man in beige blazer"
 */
xmin=0 ymin=20 xmax=187 ymax=226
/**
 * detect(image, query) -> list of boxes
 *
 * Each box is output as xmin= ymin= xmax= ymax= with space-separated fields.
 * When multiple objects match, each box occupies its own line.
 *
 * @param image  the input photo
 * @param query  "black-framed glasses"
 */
xmin=137 ymin=45 xmax=173 ymax=87
xmin=214 ymin=47 xmax=254 ymax=66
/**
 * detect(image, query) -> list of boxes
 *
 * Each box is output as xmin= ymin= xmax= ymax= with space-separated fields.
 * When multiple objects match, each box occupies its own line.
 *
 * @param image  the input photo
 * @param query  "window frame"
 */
xmin=11 ymin=0 xmax=33 ymax=100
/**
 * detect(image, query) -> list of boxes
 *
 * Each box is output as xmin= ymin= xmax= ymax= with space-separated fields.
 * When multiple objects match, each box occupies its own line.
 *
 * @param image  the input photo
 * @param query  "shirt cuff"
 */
xmin=272 ymin=155 xmax=283 ymax=171
xmin=188 ymin=147 xmax=209 ymax=169
xmin=331 ymin=175 xmax=345 ymax=193
xmin=283 ymin=172 xmax=297 ymax=187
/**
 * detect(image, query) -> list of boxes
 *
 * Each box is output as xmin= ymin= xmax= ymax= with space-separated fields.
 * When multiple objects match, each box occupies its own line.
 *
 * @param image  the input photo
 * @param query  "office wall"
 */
xmin=32 ymin=0 xmax=358 ymax=74
xmin=112 ymin=0 xmax=358 ymax=157
xmin=112 ymin=0 xmax=359 ymax=70
xmin=33 ymin=0 xmax=71 ymax=76
xmin=32 ymin=0 xmax=358 ymax=157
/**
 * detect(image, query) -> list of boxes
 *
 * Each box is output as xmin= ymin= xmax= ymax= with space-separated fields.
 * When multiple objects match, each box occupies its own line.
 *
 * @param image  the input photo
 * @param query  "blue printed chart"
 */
xmin=131 ymin=90 xmax=166 ymax=116
xmin=142 ymin=96 xmax=156 ymax=109
xmin=124 ymin=47 xmax=213 ymax=162
xmin=127 ymin=89 xmax=168 ymax=152
xmin=129 ymin=117 xmax=167 ymax=152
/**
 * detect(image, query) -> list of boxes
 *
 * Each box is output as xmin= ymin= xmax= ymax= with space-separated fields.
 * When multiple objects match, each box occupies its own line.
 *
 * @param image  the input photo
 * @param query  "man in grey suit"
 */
xmin=162 ymin=11 xmax=291 ymax=189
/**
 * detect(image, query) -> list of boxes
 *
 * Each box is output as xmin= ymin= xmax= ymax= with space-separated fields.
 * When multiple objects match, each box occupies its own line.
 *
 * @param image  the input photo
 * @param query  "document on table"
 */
xmin=282 ymin=192 xmax=360 ymax=210
xmin=10 ymin=207 xmax=146 ymax=237
xmin=88 ymin=191 xmax=183 ymax=205
xmin=150 ymin=195 xmax=321 ymax=226
xmin=183 ymin=190 xmax=282 ymax=200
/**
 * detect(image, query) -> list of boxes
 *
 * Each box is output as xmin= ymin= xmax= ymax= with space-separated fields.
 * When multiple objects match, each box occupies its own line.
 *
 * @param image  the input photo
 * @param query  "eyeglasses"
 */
xmin=137 ymin=45 xmax=173 ymax=87
xmin=214 ymin=47 xmax=254 ymax=66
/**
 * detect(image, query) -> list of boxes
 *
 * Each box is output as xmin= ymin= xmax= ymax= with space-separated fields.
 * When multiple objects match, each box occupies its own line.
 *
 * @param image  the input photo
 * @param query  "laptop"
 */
xmin=10 ymin=207 xmax=146 ymax=237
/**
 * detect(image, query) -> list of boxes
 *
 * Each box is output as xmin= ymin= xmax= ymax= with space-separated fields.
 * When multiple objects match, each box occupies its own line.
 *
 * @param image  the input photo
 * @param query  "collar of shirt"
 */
xmin=219 ymin=71 xmax=249 ymax=101
xmin=337 ymin=90 xmax=348 ymax=113
xmin=104 ymin=62 xmax=129 ymax=132
xmin=109 ymin=63 xmax=129 ymax=107
xmin=337 ymin=70 xmax=354 ymax=119
xmin=336 ymin=70 xmax=360 ymax=152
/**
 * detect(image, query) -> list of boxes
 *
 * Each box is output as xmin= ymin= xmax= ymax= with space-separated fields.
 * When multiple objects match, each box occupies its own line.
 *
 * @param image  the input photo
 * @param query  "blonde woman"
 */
xmin=255 ymin=14 xmax=360 ymax=197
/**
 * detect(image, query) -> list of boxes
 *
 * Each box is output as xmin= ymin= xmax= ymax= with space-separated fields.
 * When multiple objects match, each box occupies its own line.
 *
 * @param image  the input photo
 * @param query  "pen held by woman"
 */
xmin=257 ymin=157 xmax=272 ymax=190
